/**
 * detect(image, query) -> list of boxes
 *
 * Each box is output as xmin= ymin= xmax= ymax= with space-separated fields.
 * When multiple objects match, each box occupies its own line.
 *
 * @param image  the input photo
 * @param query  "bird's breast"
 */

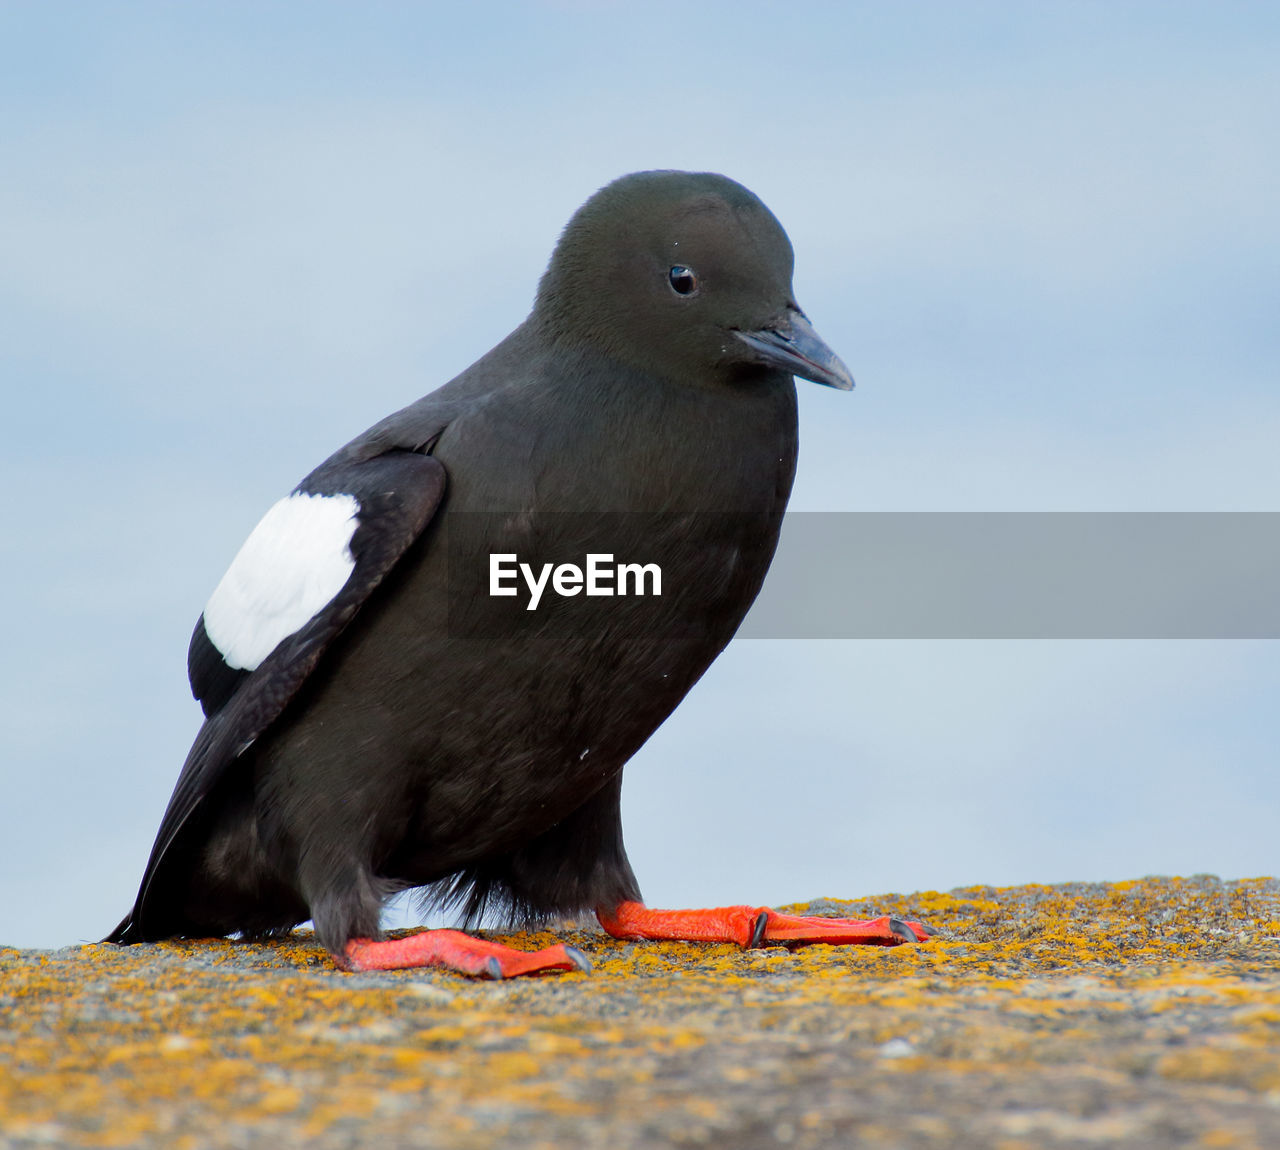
xmin=256 ymin=362 xmax=798 ymax=875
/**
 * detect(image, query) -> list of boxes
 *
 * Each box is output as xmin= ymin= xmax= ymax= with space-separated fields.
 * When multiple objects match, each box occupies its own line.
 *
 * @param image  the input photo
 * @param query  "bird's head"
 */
xmin=534 ymin=170 xmax=853 ymax=392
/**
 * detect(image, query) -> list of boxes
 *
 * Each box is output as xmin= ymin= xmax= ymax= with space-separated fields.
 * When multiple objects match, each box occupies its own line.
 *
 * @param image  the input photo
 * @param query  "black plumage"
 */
xmin=108 ymin=170 xmax=855 ymax=963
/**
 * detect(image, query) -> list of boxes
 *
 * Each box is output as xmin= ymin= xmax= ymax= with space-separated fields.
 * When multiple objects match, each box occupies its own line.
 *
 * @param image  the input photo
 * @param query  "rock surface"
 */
xmin=3 ymin=877 xmax=1280 ymax=1148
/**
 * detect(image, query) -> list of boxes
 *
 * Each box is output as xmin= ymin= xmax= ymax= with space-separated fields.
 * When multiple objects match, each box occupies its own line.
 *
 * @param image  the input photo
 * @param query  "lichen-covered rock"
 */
xmin=3 ymin=877 xmax=1280 ymax=1148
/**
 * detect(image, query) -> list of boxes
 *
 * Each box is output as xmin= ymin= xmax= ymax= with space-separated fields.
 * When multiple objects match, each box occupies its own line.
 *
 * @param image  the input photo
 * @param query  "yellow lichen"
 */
xmin=3 ymin=877 xmax=1279 ymax=1145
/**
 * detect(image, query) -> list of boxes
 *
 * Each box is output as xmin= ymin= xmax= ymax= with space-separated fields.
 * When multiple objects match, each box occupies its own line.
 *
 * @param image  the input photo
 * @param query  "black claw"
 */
xmin=564 ymin=945 xmax=592 ymax=974
xmin=486 ymin=956 xmax=504 ymax=980
xmin=748 ymin=911 xmax=769 ymax=949
xmin=888 ymin=916 xmax=916 ymax=944
xmin=915 ymin=920 xmax=938 ymax=937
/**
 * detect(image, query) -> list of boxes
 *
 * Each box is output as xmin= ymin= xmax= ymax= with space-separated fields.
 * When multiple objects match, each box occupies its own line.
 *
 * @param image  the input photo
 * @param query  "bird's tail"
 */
xmin=103 ymin=911 xmax=139 ymax=945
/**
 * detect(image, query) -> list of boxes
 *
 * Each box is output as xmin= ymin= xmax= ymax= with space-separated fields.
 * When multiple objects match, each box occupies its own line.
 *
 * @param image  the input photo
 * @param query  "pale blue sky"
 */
xmin=2 ymin=3 xmax=1277 ymax=947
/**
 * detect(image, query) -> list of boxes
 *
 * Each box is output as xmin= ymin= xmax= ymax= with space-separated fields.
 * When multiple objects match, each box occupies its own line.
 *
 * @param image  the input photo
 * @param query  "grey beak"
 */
xmin=733 ymin=309 xmax=855 ymax=391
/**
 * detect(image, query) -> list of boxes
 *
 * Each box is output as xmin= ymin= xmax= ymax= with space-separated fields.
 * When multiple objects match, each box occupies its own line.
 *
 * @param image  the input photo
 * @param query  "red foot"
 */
xmin=597 ymin=902 xmax=933 ymax=949
xmin=341 ymin=929 xmax=592 ymax=978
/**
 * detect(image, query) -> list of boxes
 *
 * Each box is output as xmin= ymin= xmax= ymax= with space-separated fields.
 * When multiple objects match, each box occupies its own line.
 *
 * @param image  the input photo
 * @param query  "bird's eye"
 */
xmin=668 ymin=265 xmax=698 ymax=296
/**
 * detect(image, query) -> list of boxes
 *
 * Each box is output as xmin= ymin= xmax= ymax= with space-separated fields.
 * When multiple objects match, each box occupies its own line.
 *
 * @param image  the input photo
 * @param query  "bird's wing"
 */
xmin=110 ymin=449 xmax=446 ymax=941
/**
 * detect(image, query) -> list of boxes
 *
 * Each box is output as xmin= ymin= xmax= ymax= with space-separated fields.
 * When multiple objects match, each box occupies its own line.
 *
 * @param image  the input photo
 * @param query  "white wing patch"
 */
xmin=203 ymin=492 xmax=361 ymax=671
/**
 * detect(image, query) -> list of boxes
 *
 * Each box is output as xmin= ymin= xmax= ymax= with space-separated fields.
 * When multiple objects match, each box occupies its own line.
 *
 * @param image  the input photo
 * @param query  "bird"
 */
xmin=107 ymin=170 xmax=931 ymax=978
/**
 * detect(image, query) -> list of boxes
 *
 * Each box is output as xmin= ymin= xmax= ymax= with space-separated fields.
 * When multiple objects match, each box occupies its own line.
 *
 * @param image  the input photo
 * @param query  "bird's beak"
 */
xmin=732 ymin=310 xmax=855 ymax=391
